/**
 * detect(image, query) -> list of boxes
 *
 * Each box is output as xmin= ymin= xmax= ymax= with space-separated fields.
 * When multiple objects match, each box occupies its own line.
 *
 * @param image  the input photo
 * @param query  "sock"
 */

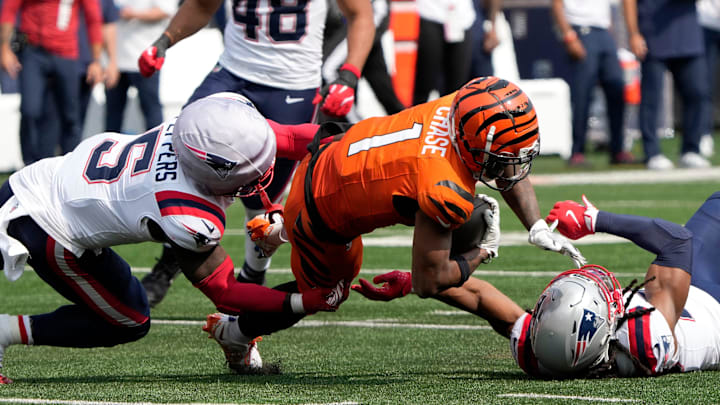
xmin=1 ymin=315 xmax=33 ymax=346
xmin=229 ymin=316 xmax=253 ymax=344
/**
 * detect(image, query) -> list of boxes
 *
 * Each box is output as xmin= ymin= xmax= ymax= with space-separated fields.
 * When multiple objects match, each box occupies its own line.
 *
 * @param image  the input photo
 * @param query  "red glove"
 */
xmin=292 ymin=280 xmax=349 ymax=314
xmin=138 ymin=33 xmax=171 ymax=78
xmin=545 ymin=194 xmax=599 ymax=240
xmin=313 ymin=63 xmax=360 ymax=117
xmin=351 ymin=270 xmax=412 ymax=301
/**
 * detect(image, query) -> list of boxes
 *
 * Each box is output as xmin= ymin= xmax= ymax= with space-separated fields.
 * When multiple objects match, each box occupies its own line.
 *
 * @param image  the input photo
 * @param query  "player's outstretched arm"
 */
xmin=174 ymin=244 xmax=343 ymax=315
xmin=548 ymin=195 xmax=692 ymax=330
xmin=435 ymin=278 xmax=525 ymax=338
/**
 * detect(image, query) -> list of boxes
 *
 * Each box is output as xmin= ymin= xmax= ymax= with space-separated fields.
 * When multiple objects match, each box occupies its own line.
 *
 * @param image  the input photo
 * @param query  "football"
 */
xmin=450 ymin=196 xmax=490 ymax=256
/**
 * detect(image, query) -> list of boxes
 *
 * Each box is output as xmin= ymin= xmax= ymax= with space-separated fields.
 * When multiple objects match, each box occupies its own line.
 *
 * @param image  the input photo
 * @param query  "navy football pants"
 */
xmin=0 ymin=181 xmax=150 ymax=347
xmin=686 ymin=191 xmax=720 ymax=302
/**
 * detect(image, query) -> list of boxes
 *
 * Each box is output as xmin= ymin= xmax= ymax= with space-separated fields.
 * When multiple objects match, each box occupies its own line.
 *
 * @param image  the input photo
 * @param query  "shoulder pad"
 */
xmin=154 ymin=190 xmax=226 ymax=252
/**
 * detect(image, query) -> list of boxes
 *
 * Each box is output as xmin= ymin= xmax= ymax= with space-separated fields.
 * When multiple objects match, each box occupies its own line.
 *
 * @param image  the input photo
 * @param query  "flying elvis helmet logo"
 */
xmin=183 ymin=141 xmax=238 ymax=179
xmin=573 ymin=308 xmax=603 ymax=366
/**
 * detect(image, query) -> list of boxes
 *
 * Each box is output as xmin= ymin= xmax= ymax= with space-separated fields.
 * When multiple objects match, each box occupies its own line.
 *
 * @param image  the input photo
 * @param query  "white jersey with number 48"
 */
xmin=9 ymin=120 xmax=231 ymax=256
xmin=220 ymin=0 xmax=327 ymax=90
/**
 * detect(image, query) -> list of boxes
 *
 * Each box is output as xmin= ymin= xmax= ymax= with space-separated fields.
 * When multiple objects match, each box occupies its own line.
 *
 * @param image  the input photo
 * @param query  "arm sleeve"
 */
xmin=596 ymin=212 xmax=693 ymax=273
xmin=82 ymin=0 xmax=103 ymax=45
xmin=269 ymin=120 xmax=322 ymax=161
xmin=193 ymin=255 xmax=291 ymax=314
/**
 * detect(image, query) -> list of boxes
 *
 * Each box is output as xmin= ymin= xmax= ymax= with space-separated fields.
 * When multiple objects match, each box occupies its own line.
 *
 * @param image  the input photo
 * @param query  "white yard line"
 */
xmin=528 ymin=167 xmax=720 ymax=185
xmin=0 ymin=400 xmax=357 ymax=405
xmin=152 ymin=318 xmax=492 ymax=331
xmin=498 ymin=393 xmax=639 ymax=403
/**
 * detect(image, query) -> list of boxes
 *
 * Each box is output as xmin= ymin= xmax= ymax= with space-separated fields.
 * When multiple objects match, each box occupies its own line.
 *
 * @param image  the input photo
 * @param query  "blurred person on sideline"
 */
xmin=551 ymin=0 xmax=635 ymax=167
xmin=0 ymin=0 xmax=104 ymax=164
xmin=40 ymin=0 xmax=119 ymax=147
xmin=413 ymin=0 xmax=475 ymax=105
xmin=322 ymin=0 xmax=406 ymax=120
xmin=623 ymin=0 xmax=712 ymax=170
xmin=105 ymin=0 xmax=175 ymax=132
xmin=699 ymin=0 xmax=719 ymax=158
xmin=468 ymin=0 xmax=500 ymax=79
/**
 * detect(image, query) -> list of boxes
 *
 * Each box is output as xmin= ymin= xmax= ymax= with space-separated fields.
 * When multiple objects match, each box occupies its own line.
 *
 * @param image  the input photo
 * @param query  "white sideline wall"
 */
xmin=0 ymin=26 xmax=571 ymax=173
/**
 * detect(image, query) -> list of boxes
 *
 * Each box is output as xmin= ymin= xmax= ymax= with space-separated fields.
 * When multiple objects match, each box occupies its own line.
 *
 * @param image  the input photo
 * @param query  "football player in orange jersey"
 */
xmin=202 ymin=77 xmax=585 ymax=370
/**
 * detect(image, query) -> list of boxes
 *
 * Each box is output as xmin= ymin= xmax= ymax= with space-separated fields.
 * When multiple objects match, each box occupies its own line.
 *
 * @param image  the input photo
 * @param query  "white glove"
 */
xmin=477 ymin=194 xmax=500 ymax=263
xmin=528 ymin=219 xmax=587 ymax=267
xmin=246 ymin=213 xmax=289 ymax=257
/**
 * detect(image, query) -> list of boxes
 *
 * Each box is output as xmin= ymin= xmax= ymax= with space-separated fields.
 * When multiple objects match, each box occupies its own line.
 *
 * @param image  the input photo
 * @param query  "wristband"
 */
xmin=451 ymin=255 xmax=472 ymax=287
xmin=339 ymin=63 xmax=361 ymax=78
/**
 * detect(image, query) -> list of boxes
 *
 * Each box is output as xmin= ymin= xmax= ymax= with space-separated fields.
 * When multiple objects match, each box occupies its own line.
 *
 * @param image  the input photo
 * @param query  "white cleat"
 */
xmin=202 ymin=313 xmax=262 ymax=373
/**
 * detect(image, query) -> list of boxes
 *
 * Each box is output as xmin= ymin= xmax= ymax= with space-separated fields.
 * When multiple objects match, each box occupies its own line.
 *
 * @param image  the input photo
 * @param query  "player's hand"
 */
xmin=351 ymin=270 xmax=412 ymax=301
xmin=138 ymin=32 xmax=171 ymax=78
xmin=313 ymin=63 xmax=360 ymax=118
xmin=292 ymin=281 xmax=348 ymax=314
xmin=529 ymin=218 xmax=587 ymax=268
xmin=566 ymin=37 xmax=586 ymax=60
xmin=0 ymin=45 xmax=22 ymax=79
xmin=629 ymin=32 xmax=647 ymax=61
xmin=477 ymin=194 xmax=500 ymax=262
xmin=545 ymin=194 xmax=598 ymax=240
xmin=246 ymin=212 xmax=288 ymax=257
xmin=85 ymin=60 xmax=104 ymax=86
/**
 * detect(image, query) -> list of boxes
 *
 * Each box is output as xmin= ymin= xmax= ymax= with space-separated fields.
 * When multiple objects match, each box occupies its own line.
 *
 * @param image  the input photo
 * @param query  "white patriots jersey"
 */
xmin=615 ymin=286 xmax=720 ymax=375
xmin=9 ymin=120 xmax=232 ymax=256
xmin=219 ymin=0 xmax=327 ymax=90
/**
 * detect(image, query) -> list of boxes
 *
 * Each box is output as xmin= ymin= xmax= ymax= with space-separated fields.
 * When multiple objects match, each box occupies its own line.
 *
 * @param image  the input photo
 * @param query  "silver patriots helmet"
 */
xmin=530 ymin=265 xmax=625 ymax=377
xmin=173 ymin=92 xmax=276 ymax=196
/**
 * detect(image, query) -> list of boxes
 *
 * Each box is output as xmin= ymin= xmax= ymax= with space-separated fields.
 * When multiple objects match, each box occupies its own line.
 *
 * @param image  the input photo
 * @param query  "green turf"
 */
xmin=1 ymin=136 xmax=719 ymax=404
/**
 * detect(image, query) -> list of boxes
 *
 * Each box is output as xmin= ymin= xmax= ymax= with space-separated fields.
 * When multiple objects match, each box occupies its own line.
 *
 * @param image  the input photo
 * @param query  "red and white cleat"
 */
xmin=203 ymin=313 xmax=262 ymax=373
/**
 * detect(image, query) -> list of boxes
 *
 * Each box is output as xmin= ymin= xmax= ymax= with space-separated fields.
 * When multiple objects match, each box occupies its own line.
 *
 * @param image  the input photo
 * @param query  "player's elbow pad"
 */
xmin=597 ymin=212 xmax=693 ymax=273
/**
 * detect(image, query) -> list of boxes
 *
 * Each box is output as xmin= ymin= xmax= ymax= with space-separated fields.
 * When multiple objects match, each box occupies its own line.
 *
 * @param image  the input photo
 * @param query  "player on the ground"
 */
xmin=0 ymin=93 xmax=343 ymax=384
xmin=203 ymin=77 xmax=585 ymax=371
xmin=136 ymin=0 xmax=375 ymax=307
xmin=510 ymin=191 xmax=720 ymax=378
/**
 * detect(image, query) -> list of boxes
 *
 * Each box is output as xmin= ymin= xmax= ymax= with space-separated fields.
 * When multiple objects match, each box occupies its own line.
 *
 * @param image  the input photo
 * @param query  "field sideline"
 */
xmin=0 ymin=166 xmax=718 ymax=404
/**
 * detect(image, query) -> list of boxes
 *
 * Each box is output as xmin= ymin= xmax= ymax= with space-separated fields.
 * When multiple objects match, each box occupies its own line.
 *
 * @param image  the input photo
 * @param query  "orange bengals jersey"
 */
xmin=310 ymin=94 xmax=477 ymax=238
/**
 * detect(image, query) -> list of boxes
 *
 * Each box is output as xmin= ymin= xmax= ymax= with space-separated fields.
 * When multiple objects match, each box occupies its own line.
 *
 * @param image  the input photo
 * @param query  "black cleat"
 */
xmin=141 ymin=245 xmax=182 ymax=307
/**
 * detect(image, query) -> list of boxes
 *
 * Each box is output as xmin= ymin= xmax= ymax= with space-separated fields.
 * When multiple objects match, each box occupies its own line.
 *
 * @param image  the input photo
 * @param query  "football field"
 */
xmin=0 ymin=165 xmax=719 ymax=404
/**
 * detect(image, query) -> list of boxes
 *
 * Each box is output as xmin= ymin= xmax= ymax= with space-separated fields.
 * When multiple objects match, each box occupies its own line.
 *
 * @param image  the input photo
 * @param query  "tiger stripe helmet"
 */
xmin=450 ymin=77 xmax=540 ymax=191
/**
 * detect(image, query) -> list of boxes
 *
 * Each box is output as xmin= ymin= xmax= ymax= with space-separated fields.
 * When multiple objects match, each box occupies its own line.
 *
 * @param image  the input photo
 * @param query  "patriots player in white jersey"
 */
xmin=511 ymin=192 xmax=720 ymax=378
xmin=136 ymin=0 xmax=375 ymax=306
xmin=0 ymin=93 xmax=343 ymax=384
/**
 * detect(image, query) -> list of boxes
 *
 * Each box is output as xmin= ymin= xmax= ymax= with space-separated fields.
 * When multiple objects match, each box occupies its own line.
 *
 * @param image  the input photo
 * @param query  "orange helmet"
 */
xmin=450 ymin=77 xmax=540 ymax=191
